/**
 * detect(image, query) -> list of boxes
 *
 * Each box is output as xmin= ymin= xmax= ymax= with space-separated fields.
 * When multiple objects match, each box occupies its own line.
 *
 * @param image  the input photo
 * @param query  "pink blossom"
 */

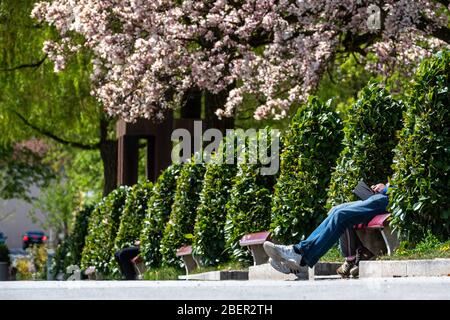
xmin=32 ymin=0 xmax=450 ymax=122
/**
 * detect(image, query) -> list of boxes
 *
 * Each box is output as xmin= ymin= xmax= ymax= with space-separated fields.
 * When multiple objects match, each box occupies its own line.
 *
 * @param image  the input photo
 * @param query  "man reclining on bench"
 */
xmin=264 ymin=182 xmax=391 ymax=278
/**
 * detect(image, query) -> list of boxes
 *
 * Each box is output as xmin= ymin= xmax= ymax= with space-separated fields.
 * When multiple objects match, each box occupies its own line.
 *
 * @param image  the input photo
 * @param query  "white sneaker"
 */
xmin=269 ymin=258 xmax=299 ymax=275
xmin=263 ymin=241 xmax=302 ymax=271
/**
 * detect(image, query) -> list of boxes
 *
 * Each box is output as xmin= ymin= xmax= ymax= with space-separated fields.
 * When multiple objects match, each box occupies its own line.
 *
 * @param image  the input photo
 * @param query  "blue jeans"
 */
xmin=293 ymin=193 xmax=389 ymax=267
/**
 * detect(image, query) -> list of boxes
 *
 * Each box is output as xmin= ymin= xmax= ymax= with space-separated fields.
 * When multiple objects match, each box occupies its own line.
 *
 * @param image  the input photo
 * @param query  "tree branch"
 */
xmin=434 ymin=0 xmax=449 ymax=8
xmin=416 ymin=15 xmax=450 ymax=44
xmin=0 ymin=55 xmax=47 ymax=72
xmin=13 ymin=111 xmax=99 ymax=150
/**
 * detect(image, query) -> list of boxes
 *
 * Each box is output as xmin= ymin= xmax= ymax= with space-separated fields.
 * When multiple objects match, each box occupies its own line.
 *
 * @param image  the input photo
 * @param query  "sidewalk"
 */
xmin=1 ymin=277 xmax=449 ymax=300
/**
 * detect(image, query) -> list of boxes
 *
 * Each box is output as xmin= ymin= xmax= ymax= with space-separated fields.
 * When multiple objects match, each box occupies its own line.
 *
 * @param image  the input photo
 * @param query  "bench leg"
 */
xmin=249 ymin=245 xmax=269 ymax=266
xmin=380 ymin=230 xmax=392 ymax=256
xmin=380 ymin=225 xmax=400 ymax=256
xmin=182 ymin=255 xmax=198 ymax=275
xmin=132 ymin=261 xmax=147 ymax=280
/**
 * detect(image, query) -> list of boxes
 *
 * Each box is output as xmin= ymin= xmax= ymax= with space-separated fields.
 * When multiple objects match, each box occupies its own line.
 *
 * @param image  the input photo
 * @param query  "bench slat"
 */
xmin=239 ymin=231 xmax=271 ymax=247
xmin=176 ymin=245 xmax=193 ymax=257
xmin=354 ymin=213 xmax=390 ymax=230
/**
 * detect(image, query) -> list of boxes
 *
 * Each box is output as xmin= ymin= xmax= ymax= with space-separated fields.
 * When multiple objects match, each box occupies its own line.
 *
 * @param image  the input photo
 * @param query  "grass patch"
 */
xmin=141 ymin=261 xmax=250 ymax=280
xmin=319 ymin=246 xmax=342 ymax=262
xmin=377 ymin=233 xmax=450 ymax=261
xmin=142 ymin=266 xmax=184 ymax=280
xmin=191 ymin=261 xmax=251 ymax=274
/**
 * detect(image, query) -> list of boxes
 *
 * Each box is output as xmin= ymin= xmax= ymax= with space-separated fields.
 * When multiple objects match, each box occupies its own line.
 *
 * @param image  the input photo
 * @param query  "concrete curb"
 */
xmin=178 ymin=270 xmax=248 ymax=281
xmin=249 ymin=262 xmax=342 ymax=281
xmin=249 ymin=263 xmax=308 ymax=280
xmin=360 ymin=258 xmax=450 ymax=278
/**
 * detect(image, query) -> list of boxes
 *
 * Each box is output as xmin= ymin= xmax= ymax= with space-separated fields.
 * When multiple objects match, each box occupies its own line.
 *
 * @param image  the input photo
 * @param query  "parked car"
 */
xmin=22 ymin=231 xmax=47 ymax=249
xmin=0 ymin=232 xmax=6 ymax=245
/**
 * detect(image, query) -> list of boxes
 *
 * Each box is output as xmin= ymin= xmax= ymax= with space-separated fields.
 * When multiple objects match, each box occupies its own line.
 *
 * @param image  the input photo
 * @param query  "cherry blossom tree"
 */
xmin=31 ymin=0 xmax=450 ymax=122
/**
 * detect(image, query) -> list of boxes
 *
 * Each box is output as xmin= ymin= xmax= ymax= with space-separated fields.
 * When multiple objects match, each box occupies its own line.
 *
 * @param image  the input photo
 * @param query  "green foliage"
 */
xmin=142 ymin=266 xmax=184 ymax=280
xmin=0 ymin=243 xmax=10 ymax=264
xmin=389 ymin=50 xmax=450 ymax=242
xmin=327 ymin=81 xmax=405 ymax=207
xmin=140 ymin=164 xmax=182 ymax=268
xmin=51 ymin=204 xmax=94 ymax=279
xmin=65 ymin=204 xmax=95 ymax=267
xmin=0 ymin=0 xmax=116 ymax=198
xmin=319 ymin=245 xmax=342 ymax=263
xmin=378 ymin=232 xmax=450 ymax=260
xmin=0 ymin=142 xmax=54 ymax=202
xmin=160 ymin=159 xmax=205 ymax=267
xmin=109 ymin=181 xmax=153 ymax=277
xmin=81 ymin=186 xmax=130 ymax=275
xmin=316 ymin=54 xmax=375 ymax=118
xmin=271 ymin=97 xmax=344 ymax=243
xmin=51 ymin=239 xmax=69 ymax=279
xmin=192 ymin=153 xmax=237 ymax=266
xmin=224 ymin=129 xmax=278 ymax=263
xmin=0 ymin=0 xmax=102 ymax=147
xmin=29 ymin=178 xmax=79 ymax=238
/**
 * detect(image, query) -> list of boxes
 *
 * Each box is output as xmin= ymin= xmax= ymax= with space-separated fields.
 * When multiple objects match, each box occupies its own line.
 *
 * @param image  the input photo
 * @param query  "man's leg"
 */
xmin=336 ymin=227 xmax=364 ymax=278
xmin=339 ymin=227 xmax=363 ymax=262
xmin=264 ymin=201 xmax=360 ymax=271
xmin=114 ymin=246 xmax=140 ymax=280
xmin=304 ymin=201 xmax=359 ymax=244
xmin=293 ymin=193 xmax=388 ymax=267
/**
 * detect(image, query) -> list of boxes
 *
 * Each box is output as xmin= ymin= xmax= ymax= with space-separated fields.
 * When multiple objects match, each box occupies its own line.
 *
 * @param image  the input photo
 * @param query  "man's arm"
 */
xmin=371 ymin=182 xmax=393 ymax=194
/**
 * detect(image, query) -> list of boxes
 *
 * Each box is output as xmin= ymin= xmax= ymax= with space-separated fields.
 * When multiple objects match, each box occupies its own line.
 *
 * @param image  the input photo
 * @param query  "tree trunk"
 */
xmin=181 ymin=88 xmax=202 ymax=118
xmin=100 ymin=140 xmax=118 ymax=196
xmin=99 ymin=116 xmax=118 ymax=196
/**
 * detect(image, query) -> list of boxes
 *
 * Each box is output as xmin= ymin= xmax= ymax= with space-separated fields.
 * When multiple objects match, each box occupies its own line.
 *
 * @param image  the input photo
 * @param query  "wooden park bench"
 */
xmin=239 ymin=213 xmax=399 ymax=267
xmin=354 ymin=212 xmax=399 ymax=256
xmin=239 ymin=231 xmax=272 ymax=266
xmin=176 ymin=245 xmax=200 ymax=275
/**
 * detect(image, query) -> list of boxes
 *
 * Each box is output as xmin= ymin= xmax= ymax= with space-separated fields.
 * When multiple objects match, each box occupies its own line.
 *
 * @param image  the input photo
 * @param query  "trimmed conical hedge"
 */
xmin=389 ymin=50 xmax=450 ymax=242
xmin=271 ymin=97 xmax=344 ymax=244
xmin=160 ymin=158 xmax=205 ymax=267
xmin=65 ymin=205 xmax=95 ymax=267
xmin=80 ymin=186 xmax=130 ymax=275
xmin=327 ymin=81 xmax=404 ymax=207
xmin=109 ymin=181 xmax=153 ymax=277
xmin=224 ymin=129 xmax=278 ymax=263
xmin=192 ymin=150 xmax=237 ymax=266
xmin=139 ymin=164 xmax=182 ymax=268
xmin=51 ymin=204 xmax=94 ymax=279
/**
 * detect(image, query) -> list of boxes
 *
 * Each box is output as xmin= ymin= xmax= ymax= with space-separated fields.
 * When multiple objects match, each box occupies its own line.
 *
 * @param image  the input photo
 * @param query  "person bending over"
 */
xmin=114 ymin=241 xmax=140 ymax=280
xmin=264 ymin=183 xmax=390 ymax=277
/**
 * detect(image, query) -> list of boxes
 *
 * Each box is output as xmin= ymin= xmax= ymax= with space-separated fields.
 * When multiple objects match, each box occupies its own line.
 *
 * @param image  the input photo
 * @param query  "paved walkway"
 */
xmin=1 ymin=277 xmax=449 ymax=300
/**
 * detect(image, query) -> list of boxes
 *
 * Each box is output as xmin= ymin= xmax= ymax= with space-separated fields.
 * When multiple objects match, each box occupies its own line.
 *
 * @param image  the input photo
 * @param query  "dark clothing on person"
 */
xmin=114 ymin=246 xmax=140 ymax=280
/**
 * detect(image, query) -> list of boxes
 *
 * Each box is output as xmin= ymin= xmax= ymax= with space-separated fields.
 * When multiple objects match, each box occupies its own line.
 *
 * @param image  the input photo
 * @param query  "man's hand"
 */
xmin=371 ymin=183 xmax=386 ymax=193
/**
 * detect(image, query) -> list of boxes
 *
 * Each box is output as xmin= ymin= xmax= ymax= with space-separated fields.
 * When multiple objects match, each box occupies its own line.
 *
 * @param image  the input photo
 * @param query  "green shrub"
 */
xmin=51 ymin=240 xmax=68 ymax=279
xmin=192 ymin=151 xmax=237 ymax=266
xmin=327 ymin=81 xmax=405 ymax=206
xmin=65 ymin=204 xmax=95 ymax=268
xmin=224 ymin=129 xmax=278 ymax=263
xmin=50 ymin=204 xmax=94 ymax=279
xmin=109 ymin=181 xmax=153 ymax=277
xmin=389 ymin=50 xmax=450 ymax=242
xmin=140 ymin=164 xmax=182 ymax=268
xmin=80 ymin=186 xmax=130 ymax=275
xmin=160 ymin=159 xmax=205 ymax=267
xmin=271 ymin=97 xmax=343 ymax=243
